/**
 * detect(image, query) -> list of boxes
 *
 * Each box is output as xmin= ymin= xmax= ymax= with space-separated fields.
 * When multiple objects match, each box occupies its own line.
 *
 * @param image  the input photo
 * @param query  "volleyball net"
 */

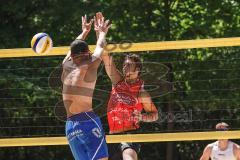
xmin=0 ymin=37 xmax=240 ymax=147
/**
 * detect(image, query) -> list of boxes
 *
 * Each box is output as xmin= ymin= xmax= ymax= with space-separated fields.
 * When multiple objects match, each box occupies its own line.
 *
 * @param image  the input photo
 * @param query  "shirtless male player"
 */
xmin=62 ymin=14 xmax=111 ymax=160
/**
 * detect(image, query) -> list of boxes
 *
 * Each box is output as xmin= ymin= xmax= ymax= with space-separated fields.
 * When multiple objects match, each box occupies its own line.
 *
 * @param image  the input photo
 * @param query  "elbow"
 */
xmin=146 ymin=112 xmax=158 ymax=122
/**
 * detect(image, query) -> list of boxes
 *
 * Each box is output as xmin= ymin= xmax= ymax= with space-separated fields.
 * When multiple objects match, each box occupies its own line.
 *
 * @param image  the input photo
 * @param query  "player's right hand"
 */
xmin=82 ymin=14 xmax=93 ymax=33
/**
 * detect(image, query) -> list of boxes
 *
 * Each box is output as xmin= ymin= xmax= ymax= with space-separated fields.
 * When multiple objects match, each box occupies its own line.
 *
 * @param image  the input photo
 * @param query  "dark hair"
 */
xmin=70 ymin=39 xmax=89 ymax=55
xmin=124 ymin=54 xmax=142 ymax=73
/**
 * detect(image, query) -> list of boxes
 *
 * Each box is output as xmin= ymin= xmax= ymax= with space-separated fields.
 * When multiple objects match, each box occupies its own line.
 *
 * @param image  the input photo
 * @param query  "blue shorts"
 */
xmin=65 ymin=111 xmax=108 ymax=160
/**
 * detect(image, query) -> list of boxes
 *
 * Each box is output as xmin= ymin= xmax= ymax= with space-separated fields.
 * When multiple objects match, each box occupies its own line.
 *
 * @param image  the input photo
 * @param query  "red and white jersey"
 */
xmin=107 ymin=79 xmax=144 ymax=133
xmin=209 ymin=141 xmax=236 ymax=160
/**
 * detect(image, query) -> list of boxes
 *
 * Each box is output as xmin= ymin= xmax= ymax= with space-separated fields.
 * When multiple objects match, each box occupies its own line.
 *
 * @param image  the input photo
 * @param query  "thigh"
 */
xmin=122 ymin=148 xmax=138 ymax=160
xmin=86 ymin=117 xmax=109 ymax=160
xmin=66 ymin=116 xmax=109 ymax=160
xmin=121 ymin=142 xmax=141 ymax=160
xmin=68 ymin=136 xmax=89 ymax=160
xmin=66 ymin=121 xmax=90 ymax=160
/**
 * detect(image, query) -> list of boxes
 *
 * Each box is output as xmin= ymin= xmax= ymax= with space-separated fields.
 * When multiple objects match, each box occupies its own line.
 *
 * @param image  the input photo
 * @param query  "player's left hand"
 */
xmin=132 ymin=110 xmax=143 ymax=123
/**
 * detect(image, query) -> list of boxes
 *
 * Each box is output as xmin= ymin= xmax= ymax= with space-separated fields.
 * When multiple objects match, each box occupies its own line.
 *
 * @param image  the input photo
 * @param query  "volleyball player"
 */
xmin=62 ymin=15 xmax=111 ymax=160
xmin=95 ymin=12 xmax=158 ymax=160
xmin=200 ymin=122 xmax=240 ymax=160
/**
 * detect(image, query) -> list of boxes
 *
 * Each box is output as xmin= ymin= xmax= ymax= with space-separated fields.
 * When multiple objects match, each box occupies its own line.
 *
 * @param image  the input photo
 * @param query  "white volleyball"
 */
xmin=31 ymin=33 xmax=53 ymax=54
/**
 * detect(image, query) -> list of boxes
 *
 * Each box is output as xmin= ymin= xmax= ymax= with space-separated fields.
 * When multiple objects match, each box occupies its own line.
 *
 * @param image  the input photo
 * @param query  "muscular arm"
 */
xmin=61 ymin=51 xmax=71 ymax=83
xmin=62 ymin=51 xmax=71 ymax=64
xmin=200 ymin=146 xmax=212 ymax=160
xmin=62 ymin=15 xmax=92 ymax=65
xmin=76 ymin=15 xmax=92 ymax=40
xmin=233 ymin=144 xmax=240 ymax=160
xmin=139 ymin=89 xmax=158 ymax=122
xmin=91 ymin=32 xmax=106 ymax=62
xmin=101 ymin=52 xmax=122 ymax=86
xmin=91 ymin=17 xmax=111 ymax=62
xmin=75 ymin=30 xmax=90 ymax=41
xmin=93 ymin=12 xmax=121 ymax=85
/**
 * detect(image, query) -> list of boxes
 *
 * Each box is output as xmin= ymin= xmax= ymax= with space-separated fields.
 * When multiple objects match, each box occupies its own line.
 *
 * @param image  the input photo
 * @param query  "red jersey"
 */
xmin=107 ymin=79 xmax=144 ymax=133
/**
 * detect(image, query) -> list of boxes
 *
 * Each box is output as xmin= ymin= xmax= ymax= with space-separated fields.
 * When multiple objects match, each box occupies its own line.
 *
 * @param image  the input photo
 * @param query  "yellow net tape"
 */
xmin=0 ymin=131 xmax=239 ymax=147
xmin=0 ymin=37 xmax=240 ymax=58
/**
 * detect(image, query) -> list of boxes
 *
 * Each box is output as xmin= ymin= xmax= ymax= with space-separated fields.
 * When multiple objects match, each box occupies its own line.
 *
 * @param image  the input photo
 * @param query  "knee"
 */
xmin=122 ymin=148 xmax=138 ymax=160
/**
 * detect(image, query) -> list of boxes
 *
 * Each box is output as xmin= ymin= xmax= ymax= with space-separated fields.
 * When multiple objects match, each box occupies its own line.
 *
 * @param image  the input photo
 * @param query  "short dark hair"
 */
xmin=70 ymin=39 xmax=89 ymax=55
xmin=124 ymin=54 xmax=142 ymax=72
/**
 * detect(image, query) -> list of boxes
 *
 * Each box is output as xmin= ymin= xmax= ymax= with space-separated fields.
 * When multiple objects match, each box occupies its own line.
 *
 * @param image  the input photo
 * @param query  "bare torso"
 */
xmin=62 ymin=57 xmax=101 ymax=118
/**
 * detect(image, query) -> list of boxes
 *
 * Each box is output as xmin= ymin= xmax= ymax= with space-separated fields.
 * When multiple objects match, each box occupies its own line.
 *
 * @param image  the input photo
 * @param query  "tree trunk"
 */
xmin=164 ymin=0 xmax=174 ymax=159
xmin=166 ymin=63 xmax=174 ymax=160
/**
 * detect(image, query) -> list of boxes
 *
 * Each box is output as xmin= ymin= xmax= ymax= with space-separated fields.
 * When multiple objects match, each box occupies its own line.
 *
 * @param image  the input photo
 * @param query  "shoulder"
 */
xmin=62 ymin=57 xmax=72 ymax=70
xmin=139 ymin=88 xmax=148 ymax=97
xmin=233 ymin=142 xmax=240 ymax=149
xmin=111 ymin=78 xmax=125 ymax=88
xmin=138 ymin=80 xmax=149 ymax=97
xmin=207 ymin=141 xmax=217 ymax=147
xmin=200 ymin=144 xmax=213 ymax=160
xmin=62 ymin=51 xmax=71 ymax=65
xmin=138 ymin=78 xmax=144 ymax=86
xmin=233 ymin=142 xmax=240 ymax=158
xmin=205 ymin=144 xmax=214 ymax=153
xmin=205 ymin=142 xmax=217 ymax=152
xmin=206 ymin=142 xmax=216 ymax=148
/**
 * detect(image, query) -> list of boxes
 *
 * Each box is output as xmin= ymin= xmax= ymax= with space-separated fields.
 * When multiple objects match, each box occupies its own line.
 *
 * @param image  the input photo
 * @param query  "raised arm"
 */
xmin=63 ymin=15 xmax=93 ymax=64
xmin=91 ymin=15 xmax=111 ymax=62
xmin=94 ymin=12 xmax=102 ymax=40
xmin=94 ymin=12 xmax=122 ymax=85
xmin=101 ymin=52 xmax=122 ymax=86
xmin=76 ymin=15 xmax=93 ymax=40
xmin=200 ymin=145 xmax=212 ymax=160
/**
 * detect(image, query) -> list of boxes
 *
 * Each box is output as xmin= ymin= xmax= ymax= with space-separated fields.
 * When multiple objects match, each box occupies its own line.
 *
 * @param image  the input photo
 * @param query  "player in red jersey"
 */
xmin=96 ymin=11 xmax=158 ymax=160
xmin=103 ymin=53 xmax=158 ymax=160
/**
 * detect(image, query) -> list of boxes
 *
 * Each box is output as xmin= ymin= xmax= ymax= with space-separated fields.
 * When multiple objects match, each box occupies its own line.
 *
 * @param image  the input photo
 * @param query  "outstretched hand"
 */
xmin=94 ymin=12 xmax=111 ymax=34
xmin=82 ymin=14 xmax=93 ymax=33
xmin=94 ymin=12 xmax=103 ymax=34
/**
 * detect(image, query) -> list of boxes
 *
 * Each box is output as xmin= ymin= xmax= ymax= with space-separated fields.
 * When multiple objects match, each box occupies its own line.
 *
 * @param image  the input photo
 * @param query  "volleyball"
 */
xmin=31 ymin=33 xmax=53 ymax=54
